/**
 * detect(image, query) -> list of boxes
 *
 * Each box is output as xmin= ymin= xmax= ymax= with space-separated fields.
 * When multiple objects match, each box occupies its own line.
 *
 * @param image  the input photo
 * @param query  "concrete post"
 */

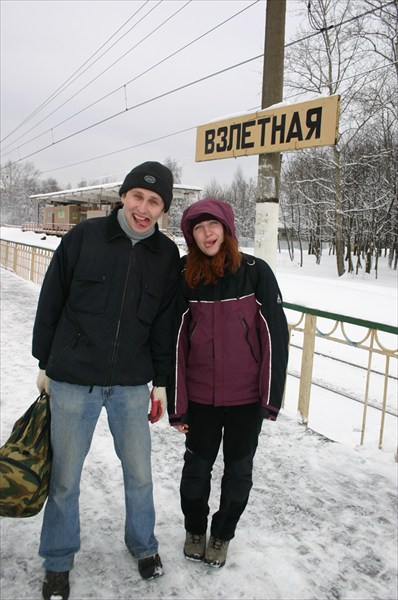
xmin=255 ymin=0 xmax=286 ymax=271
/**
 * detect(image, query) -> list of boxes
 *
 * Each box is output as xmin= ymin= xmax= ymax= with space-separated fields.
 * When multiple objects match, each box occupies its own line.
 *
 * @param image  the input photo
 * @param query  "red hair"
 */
xmin=184 ymin=230 xmax=242 ymax=288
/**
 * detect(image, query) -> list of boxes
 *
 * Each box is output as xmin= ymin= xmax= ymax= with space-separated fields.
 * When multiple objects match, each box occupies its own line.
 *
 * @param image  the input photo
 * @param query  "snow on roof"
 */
xmin=30 ymin=182 xmax=202 ymax=204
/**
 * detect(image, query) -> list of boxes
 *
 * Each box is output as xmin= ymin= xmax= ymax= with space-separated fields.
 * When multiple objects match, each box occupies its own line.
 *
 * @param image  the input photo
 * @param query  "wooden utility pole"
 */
xmin=254 ymin=0 xmax=286 ymax=271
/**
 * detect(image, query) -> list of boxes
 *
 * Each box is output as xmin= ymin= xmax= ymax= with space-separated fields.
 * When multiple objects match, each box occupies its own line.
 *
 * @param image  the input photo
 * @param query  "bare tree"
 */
xmin=0 ymin=160 xmax=41 ymax=225
xmin=202 ymin=179 xmax=229 ymax=202
xmin=164 ymin=157 xmax=183 ymax=184
xmin=202 ymin=168 xmax=256 ymax=244
xmin=282 ymin=0 xmax=397 ymax=276
xmin=37 ymin=177 xmax=61 ymax=193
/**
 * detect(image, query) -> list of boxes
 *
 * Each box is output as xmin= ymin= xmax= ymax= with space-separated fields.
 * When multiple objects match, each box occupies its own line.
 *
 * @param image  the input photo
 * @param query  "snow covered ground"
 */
xmin=0 ymin=228 xmax=397 ymax=600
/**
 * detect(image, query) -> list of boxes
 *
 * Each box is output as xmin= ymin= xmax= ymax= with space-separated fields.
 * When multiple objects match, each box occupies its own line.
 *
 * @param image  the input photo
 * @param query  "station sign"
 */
xmin=195 ymin=95 xmax=340 ymax=161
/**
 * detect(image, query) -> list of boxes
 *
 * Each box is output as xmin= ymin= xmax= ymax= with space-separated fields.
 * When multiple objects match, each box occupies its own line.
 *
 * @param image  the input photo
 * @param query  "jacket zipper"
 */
xmin=242 ymin=318 xmax=259 ymax=363
xmin=105 ymin=248 xmax=134 ymax=386
xmin=190 ymin=322 xmax=198 ymax=339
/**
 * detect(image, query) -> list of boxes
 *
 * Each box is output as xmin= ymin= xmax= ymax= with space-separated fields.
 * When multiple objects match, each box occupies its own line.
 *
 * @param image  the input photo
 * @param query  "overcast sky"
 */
xmin=1 ymin=0 xmax=307 ymax=190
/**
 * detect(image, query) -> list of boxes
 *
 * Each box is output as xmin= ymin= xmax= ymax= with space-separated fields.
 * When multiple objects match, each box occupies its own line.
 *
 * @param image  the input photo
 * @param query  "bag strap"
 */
xmin=10 ymin=391 xmax=50 ymax=443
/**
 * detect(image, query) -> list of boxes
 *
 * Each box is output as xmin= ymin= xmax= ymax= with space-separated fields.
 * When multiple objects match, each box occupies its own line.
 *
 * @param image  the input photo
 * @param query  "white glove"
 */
xmin=36 ymin=369 xmax=51 ymax=395
xmin=148 ymin=387 xmax=167 ymax=424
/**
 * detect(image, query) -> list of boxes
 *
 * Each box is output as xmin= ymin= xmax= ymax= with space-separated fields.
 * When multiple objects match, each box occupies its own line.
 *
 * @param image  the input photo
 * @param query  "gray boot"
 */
xmin=184 ymin=532 xmax=206 ymax=561
xmin=204 ymin=536 xmax=230 ymax=568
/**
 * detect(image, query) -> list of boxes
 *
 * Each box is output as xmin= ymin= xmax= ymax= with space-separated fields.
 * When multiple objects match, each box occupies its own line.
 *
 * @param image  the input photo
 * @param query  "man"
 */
xmin=32 ymin=161 xmax=180 ymax=600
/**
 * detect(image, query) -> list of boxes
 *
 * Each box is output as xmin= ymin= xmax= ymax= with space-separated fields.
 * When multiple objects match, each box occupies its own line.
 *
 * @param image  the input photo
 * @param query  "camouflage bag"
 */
xmin=0 ymin=391 xmax=52 ymax=518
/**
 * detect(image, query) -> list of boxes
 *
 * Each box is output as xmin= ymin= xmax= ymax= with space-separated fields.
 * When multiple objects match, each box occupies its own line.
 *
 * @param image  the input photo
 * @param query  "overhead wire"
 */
xmin=4 ymin=0 xmax=396 ymax=173
xmin=40 ymin=59 xmax=397 ymax=176
xmin=1 ymin=0 xmax=171 ymax=151
xmin=1 ymin=1 xmax=152 ymax=143
xmin=42 ymin=126 xmax=197 ymax=174
xmin=10 ymin=53 xmax=267 ymax=163
xmin=1 ymin=0 xmax=259 ymax=157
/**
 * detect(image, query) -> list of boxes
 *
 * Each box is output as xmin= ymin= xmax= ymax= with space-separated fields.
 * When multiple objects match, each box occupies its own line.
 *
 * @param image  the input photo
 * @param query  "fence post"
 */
xmin=13 ymin=243 xmax=18 ymax=274
xmin=5 ymin=240 xmax=9 ymax=267
xmin=298 ymin=313 xmax=317 ymax=424
xmin=30 ymin=247 xmax=36 ymax=282
xmin=360 ymin=329 xmax=375 ymax=445
xmin=379 ymin=355 xmax=390 ymax=450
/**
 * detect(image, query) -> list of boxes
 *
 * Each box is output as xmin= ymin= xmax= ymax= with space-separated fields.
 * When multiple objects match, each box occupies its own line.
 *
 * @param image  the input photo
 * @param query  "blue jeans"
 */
xmin=39 ymin=381 xmax=158 ymax=571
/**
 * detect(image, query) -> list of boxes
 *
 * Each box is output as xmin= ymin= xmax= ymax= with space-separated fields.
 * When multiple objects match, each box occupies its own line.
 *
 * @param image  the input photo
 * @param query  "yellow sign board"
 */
xmin=196 ymin=95 xmax=340 ymax=162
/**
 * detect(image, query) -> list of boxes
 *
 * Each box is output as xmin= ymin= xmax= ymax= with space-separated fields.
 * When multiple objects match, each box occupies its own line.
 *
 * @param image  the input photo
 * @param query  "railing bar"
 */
xmin=287 ymin=370 xmax=398 ymax=417
xmin=360 ymin=330 xmax=375 ymax=446
xmin=379 ymin=355 xmax=390 ymax=449
xmin=289 ymin=342 xmax=398 ymax=377
xmin=284 ymin=302 xmax=398 ymax=335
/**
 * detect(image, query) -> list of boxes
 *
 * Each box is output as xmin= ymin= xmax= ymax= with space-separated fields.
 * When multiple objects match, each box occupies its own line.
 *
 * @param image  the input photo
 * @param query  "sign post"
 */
xmin=256 ymin=0 xmax=285 ymax=272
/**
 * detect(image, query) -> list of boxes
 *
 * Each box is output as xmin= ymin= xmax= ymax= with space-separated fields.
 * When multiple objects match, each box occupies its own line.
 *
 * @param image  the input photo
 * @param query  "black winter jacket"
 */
xmin=32 ymin=207 xmax=180 ymax=387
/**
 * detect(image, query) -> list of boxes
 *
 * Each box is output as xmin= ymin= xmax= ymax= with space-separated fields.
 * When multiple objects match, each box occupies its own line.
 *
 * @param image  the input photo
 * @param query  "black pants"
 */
xmin=180 ymin=401 xmax=263 ymax=541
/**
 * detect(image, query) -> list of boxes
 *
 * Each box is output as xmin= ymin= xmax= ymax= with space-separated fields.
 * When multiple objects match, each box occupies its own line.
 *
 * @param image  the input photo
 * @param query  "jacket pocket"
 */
xmin=48 ymin=331 xmax=81 ymax=367
xmin=137 ymin=284 xmax=162 ymax=324
xmin=69 ymin=267 xmax=110 ymax=314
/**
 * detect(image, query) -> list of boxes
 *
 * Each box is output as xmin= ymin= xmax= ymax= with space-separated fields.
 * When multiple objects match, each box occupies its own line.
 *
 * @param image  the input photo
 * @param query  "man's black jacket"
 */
xmin=32 ymin=207 xmax=180 ymax=388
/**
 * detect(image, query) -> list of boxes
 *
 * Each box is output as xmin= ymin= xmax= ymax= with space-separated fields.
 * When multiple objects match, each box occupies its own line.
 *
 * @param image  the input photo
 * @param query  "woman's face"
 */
xmin=192 ymin=219 xmax=224 ymax=257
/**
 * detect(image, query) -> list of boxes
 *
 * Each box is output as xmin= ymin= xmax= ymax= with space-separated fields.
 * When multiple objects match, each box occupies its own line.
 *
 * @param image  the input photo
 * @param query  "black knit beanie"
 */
xmin=119 ymin=161 xmax=174 ymax=212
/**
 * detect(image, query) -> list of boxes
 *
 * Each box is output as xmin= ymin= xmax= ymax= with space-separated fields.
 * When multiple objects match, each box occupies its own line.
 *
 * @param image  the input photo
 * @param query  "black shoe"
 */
xmin=138 ymin=553 xmax=163 ymax=580
xmin=42 ymin=571 xmax=70 ymax=600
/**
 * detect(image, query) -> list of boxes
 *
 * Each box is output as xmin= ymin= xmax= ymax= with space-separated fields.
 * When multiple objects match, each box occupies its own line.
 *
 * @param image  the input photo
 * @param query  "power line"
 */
xmin=9 ymin=52 xmax=267 ymax=163
xmin=1 ymin=0 xmax=259 ymax=157
xmin=4 ymin=0 xmax=396 ymax=173
xmin=0 ymin=1 xmax=153 ymax=144
xmin=12 ymin=53 xmax=396 ymax=168
xmin=41 ymin=57 xmax=397 ymax=177
xmin=42 ymin=126 xmax=197 ymax=174
xmin=1 ymin=0 xmax=170 ymax=150
xmin=249 ymin=60 xmax=398 ymax=110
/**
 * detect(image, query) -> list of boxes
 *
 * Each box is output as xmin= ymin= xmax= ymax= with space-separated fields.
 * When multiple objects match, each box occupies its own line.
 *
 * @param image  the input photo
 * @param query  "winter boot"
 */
xmin=204 ymin=535 xmax=230 ymax=568
xmin=183 ymin=532 xmax=206 ymax=561
xmin=42 ymin=570 xmax=70 ymax=600
xmin=138 ymin=553 xmax=163 ymax=580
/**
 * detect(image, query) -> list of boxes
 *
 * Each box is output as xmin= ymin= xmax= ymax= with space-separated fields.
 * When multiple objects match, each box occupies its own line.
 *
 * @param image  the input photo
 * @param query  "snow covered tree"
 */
xmin=37 ymin=177 xmax=61 ymax=193
xmin=164 ymin=157 xmax=182 ymax=184
xmin=202 ymin=168 xmax=256 ymax=244
xmin=0 ymin=160 xmax=41 ymax=225
xmin=282 ymin=0 xmax=397 ymax=276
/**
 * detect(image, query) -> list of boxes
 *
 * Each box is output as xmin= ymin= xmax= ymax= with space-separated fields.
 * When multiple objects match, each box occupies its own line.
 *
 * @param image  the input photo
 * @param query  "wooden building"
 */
xmin=30 ymin=182 xmax=202 ymax=235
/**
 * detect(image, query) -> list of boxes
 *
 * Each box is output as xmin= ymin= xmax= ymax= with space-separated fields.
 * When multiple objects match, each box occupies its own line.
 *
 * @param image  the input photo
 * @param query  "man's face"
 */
xmin=192 ymin=219 xmax=224 ymax=257
xmin=121 ymin=188 xmax=164 ymax=233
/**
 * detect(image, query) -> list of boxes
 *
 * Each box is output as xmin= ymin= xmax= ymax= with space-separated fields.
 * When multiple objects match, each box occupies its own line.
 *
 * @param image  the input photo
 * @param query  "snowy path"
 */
xmin=0 ymin=268 xmax=397 ymax=600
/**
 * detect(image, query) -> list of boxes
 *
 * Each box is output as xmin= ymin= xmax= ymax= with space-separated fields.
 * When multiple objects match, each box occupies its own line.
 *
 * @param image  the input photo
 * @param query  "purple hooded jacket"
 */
xmin=168 ymin=199 xmax=289 ymax=424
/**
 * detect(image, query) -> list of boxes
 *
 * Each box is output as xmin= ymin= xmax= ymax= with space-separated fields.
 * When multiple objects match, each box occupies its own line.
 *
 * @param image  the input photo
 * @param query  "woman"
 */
xmin=168 ymin=198 xmax=289 ymax=568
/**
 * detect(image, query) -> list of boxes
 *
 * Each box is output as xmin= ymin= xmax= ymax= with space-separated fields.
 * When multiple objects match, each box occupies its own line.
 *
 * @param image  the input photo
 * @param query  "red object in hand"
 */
xmin=148 ymin=392 xmax=162 ymax=424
